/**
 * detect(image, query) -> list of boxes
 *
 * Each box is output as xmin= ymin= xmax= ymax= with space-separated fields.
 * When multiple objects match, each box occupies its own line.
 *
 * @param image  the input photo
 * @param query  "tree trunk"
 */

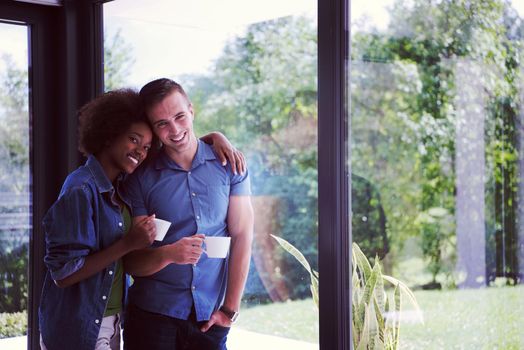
xmin=454 ymin=59 xmax=487 ymax=288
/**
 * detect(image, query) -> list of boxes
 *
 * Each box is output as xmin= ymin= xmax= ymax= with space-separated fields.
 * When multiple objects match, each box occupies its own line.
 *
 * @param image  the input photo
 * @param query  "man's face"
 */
xmin=147 ymin=91 xmax=196 ymax=155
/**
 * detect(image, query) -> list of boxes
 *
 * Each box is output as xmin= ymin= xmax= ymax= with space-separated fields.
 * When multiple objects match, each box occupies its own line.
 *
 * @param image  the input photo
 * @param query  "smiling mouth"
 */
xmin=170 ymin=131 xmax=186 ymax=143
xmin=127 ymin=154 xmax=139 ymax=165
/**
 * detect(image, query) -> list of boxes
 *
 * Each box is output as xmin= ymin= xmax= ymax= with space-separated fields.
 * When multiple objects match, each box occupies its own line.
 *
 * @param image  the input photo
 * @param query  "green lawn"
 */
xmin=237 ymin=298 xmax=319 ymax=343
xmin=237 ymin=285 xmax=524 ymax=348
xmin=401 ymin=286 xmax=524 ymax=349
xmin=1 ymin=286 xmax=523 ymax=348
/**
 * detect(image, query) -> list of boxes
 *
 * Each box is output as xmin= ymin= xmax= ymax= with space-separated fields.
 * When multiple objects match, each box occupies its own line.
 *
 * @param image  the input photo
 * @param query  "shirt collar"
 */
xmin=155 ymin=139 xmax=217 ymax=170
xmin=86 ymin=155 xmax=114 ymax=193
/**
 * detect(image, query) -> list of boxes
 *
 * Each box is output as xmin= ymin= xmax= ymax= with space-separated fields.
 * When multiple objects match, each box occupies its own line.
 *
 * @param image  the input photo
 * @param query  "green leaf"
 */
xmin=353 ymin=242 xmax=373 ymax=282
xmin=271 ymin=234 xmax=319 ymax=309
xmin=383 ymin=275 xmax=424 ymax=324
xmin=393 ymin=284 xmax=401 ymax=349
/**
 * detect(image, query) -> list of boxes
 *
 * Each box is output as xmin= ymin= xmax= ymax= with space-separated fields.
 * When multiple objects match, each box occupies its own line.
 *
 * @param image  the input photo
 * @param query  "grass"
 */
xmin=0 ymin=311 xmax=26 ymax=339
xmin=401 ymin=285 xmax=524 ymax=349
xmin=237 ymin=285 xmax=524 ymax=348
xmin=237 ymin=298 xmax=319 ymax=344
xmin=2 ymin=286 xmax=523 ymax=347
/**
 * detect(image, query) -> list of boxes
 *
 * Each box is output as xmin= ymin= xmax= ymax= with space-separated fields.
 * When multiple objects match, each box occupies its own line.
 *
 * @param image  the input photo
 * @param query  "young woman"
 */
xmin=38 ymin=88 xmax=244 ymax=350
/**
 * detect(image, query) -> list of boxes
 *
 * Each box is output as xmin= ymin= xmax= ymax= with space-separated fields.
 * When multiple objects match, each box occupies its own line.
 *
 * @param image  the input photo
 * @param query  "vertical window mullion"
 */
xmin=318 ymin=0 xmax=350 ymax=349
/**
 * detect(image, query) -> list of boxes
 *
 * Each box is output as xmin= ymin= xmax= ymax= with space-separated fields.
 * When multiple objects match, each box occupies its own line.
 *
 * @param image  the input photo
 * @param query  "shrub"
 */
xmin=0 ymin=311 xmax=27 ymax=338
xmin=0 ymin=243 xmax=28 ymax=313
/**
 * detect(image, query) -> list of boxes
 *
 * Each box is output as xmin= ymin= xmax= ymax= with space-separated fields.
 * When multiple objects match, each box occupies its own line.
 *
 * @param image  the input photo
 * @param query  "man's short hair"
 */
xmin=139 ymin=78 xmax=190 ymax=112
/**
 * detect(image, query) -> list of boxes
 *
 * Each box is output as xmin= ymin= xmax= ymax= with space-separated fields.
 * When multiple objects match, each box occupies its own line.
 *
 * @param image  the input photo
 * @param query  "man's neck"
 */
xmin=165 ymin=138 xmax=198 ymax=171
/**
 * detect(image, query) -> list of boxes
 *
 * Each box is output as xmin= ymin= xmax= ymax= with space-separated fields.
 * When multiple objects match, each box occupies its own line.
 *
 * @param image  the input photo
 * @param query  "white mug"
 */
xmin=153 ymin=218 xmax=171 ymax=241
xmin=203 ymin=236 xmax=231 ymax=258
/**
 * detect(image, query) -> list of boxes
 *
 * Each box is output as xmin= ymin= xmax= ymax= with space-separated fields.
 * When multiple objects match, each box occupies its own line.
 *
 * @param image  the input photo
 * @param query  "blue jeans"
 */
xmin=123 ymin=304 xmax=229 ymax=350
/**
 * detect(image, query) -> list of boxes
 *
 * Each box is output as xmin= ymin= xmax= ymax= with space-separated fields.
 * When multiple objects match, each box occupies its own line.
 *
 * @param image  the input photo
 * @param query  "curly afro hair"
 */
xmin=78 ymin=88 xmax=148 ymax=156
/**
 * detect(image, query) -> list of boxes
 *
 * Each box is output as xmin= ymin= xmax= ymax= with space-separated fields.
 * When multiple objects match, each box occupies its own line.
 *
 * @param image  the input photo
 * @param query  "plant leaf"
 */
xmin=271 ymin=234 xmax=313 ymax=274
xmin=383 ymin=275 xmax=424 ymax=324
xmin=353 ymin=242 xmax=373 ymax=282
xmin=271 ymin=234 xmax=319 ymax=309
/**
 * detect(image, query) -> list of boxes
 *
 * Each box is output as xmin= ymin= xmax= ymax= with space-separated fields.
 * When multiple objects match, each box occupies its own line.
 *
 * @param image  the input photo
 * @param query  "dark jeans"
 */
xmin=123 ymin=304 xmax=229 ymax=350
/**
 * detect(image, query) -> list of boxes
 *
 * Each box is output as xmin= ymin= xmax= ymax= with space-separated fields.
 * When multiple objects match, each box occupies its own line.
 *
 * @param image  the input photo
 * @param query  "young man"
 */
xmin=123 ymin=78 xmax=254 ymax=350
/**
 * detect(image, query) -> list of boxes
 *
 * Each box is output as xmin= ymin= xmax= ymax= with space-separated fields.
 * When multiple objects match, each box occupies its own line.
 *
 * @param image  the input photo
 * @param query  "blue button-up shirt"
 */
xmin=124 ymin=140 xmax=251 ymax=321
xmin=39 ymin=155 xmax=129 ymax=350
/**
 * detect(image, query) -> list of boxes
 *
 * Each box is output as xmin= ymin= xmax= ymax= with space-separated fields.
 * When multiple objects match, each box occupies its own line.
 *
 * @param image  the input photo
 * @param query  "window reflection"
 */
xmin=104 ymin=1 xmax=319 ymax=348
xmin=0 ymin=22 xmax=30 ymax=341
xmin=351 ymin=0 xmax=524 ymax=348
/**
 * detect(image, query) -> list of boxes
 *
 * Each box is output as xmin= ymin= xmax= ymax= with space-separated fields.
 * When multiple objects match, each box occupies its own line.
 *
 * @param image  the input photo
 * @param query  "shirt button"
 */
xmin=193 ymin=264 xmax=197 ymax=267
xmin=109 ymin=270 xmax=113 ymax=275
xmin=196 ymin=215 xmax=200 ymax=220
xmin=118 ymin=222 xmax=123 ymax=227
xmin=188 ymin=171 xmax=192 ymax=175
xmin=192 ymin=285 xmax=196 ymax=290
xmin=95 ymin=319 xmax=100 ymax=324
xmin=191 ymin=192 xmax=196 ymax=197
xmin=102 ymin=295 xmax=107 ymax=300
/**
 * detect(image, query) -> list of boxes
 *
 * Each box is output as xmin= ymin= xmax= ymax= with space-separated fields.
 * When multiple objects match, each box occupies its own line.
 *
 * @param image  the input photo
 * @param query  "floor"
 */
xmin=0 ymin=328 xmax=318 ymax=350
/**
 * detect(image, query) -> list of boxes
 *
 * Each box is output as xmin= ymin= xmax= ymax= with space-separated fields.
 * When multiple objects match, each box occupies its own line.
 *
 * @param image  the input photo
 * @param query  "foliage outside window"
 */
xmin=0 ymin=48 xmax=30 ymax=339
xmin=351 ymin=0 xmax=524 ymax=348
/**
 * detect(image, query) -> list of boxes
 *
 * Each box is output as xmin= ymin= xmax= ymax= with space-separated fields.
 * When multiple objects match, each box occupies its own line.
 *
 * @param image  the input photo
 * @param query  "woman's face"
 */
xmin=106 ymin=121 xmax=153 ymax=174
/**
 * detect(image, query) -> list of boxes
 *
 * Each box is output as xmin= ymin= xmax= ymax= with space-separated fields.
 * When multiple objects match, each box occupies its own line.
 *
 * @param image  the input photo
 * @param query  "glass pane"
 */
xmin=351 ymin=0 xmax=524 ymax=348
xmin=104 ymin=1 xmax=318 ymax=348
xmin=0 ymin=22 xmax=30 ymax=347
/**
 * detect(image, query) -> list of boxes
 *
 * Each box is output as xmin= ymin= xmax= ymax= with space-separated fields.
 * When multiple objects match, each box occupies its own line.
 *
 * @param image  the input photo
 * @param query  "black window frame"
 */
xmin=318 ymin=0 xmax=351 ymax=349
xmin=0 ymin=1 xmax=105 ymax=349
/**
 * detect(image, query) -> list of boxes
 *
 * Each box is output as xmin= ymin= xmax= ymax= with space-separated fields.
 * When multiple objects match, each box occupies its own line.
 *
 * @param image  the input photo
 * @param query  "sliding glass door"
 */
xmin=104 ymin=1 xmax=319 ymax=348
xmin=350 ymin=0 xmax=524 ymax=348
xmin=0 ymin=21 xmax=31 ymax=346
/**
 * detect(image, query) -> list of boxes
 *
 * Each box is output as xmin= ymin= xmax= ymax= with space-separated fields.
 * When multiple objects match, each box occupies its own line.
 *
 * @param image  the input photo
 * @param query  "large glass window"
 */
xmin=104 ymin=1 xmax=319 ymax=348
xmin=351 ymin=0 xmax=524 ymax=348
xmin=0 ymin=22 xmax=31 ymax=346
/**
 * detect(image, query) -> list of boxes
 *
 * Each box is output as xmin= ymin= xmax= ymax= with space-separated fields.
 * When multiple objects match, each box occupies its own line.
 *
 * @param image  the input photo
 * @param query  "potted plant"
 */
xmin=271 ymin=235 xmax=422 ymax=349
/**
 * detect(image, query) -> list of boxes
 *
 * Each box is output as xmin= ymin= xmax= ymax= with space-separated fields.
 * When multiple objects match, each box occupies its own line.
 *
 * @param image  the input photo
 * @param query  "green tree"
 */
xmin=351 ymin=0 xmax=524 ymax=286
xmin=188 ymin=15 xmax=318 ymax=298
xmin=104 ymin=28 xmax=135 ymax=91
xmin=0 ymin=54 xmax=29 ymax=194
xmin=0 ymin=54 xmax=30 ymax=321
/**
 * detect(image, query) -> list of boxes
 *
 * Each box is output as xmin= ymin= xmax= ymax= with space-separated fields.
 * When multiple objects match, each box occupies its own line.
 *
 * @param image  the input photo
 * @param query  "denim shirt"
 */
xmin=39 ymin=155 xmax=130 ymax=350
xmin=124 ymin=141 xmax=251 ymax=321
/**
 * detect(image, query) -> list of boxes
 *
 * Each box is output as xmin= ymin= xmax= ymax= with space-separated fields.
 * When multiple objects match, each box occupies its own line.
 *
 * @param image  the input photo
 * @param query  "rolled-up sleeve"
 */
xmin=43 ymin=186 xmax=95 ymax=281
xmin=230 ymin=169 xmax=251 ymax=196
